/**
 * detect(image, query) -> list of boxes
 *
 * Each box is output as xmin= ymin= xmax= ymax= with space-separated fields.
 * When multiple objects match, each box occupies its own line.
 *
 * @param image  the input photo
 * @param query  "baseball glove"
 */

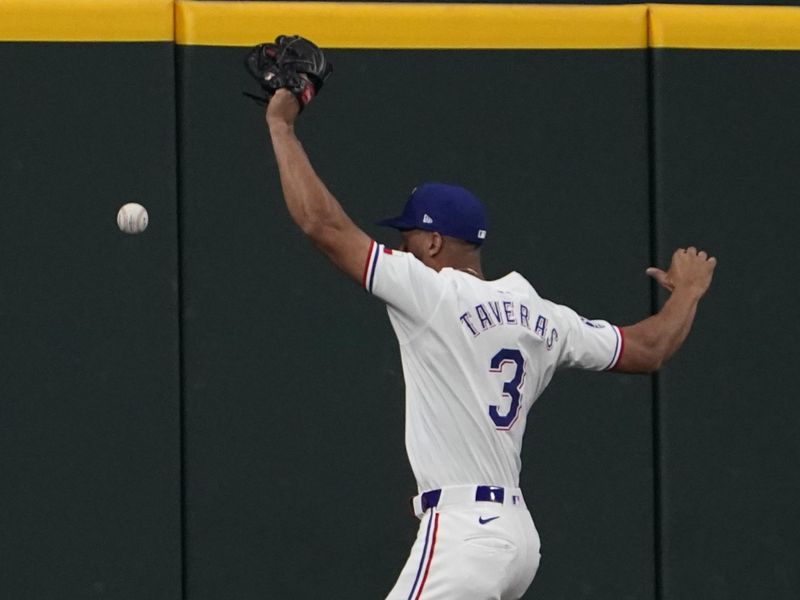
xmin=244 ymin=35 xmax=333 ymax=110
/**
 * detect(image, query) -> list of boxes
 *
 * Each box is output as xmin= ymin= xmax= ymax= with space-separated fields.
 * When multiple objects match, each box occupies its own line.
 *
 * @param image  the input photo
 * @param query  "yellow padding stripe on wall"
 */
xmin=175 ymin=2 xmax=647 ymax=49
xmin=2 ymin=1 xmax=800 ymax=49
xmin=176 ymin=2 xmax=647 ymax=50
xmin=0 ymin=0 xmax=173 ymax=42
xmin=650 ymin=4 xmax=800 ymax=50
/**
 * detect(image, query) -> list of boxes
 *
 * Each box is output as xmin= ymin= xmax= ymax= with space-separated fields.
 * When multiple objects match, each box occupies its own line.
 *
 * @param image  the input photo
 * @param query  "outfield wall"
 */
xmin=1 ymin=3 xmax=799 ymax=599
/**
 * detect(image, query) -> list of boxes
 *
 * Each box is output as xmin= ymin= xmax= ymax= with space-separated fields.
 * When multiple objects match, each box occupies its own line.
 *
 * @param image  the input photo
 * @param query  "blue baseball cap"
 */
xmin=377 ymin=183 xmax=488 ymax=245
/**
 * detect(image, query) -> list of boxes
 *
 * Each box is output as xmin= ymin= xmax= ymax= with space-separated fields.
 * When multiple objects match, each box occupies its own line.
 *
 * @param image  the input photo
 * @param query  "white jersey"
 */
xmin=362 ymin=241 xmax=624 ymax=493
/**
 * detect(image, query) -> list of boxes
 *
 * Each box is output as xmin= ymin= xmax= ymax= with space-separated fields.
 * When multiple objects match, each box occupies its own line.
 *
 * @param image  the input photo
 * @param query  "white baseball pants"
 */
xmin=386 ymin=486 xmax=541 ymax=600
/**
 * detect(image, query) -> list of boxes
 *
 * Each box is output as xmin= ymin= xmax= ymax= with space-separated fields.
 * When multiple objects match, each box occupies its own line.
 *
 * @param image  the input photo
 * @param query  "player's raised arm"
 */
xmin=265 ymin=89 xmax=372 ymax=283
xmin=614 ymin=247 xmax=717 ymax=373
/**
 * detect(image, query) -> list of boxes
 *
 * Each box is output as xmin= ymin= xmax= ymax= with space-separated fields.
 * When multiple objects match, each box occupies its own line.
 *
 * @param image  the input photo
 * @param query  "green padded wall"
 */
xmin=652 ymin=49 xmax=800 ymax=600
xmin=4 ymin=4 xmax=800 ymax=600
xmin=178 ymin=46 xmax=653 ymax=599
xmin=0 ymin=43 xmax=181 ymax=599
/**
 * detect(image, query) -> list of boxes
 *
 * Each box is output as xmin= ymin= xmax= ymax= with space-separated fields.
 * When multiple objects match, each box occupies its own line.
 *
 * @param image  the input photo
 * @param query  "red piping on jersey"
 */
xmin=612 ymin=326 xmax=626 ymax=371
xmin=361 ymin=240 xmax=376 ymax=289
xmin=415 ymin=512 xmax=440 ymax=599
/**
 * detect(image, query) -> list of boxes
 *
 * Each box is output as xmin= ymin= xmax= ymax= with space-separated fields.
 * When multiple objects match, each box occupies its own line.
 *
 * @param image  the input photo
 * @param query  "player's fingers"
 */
xmin=698 ymin=250 xmax=708 ymax=260
xmin=708 ymin=256 xmax=718 ymax=267
xmin=673 ymin=248 xmax=687 ymax=260
xmin=686 ymin=246 xmax=697 ymax=256
xmin=646 ymin=267 xmax=668 ymax=286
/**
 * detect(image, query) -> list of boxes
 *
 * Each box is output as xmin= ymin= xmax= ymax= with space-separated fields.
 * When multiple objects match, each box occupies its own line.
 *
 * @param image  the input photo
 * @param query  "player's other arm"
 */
xmin=614 ymin=247 xmax=717 ymax=374
xmin=265 ymin=89 xmax=371 ymax=283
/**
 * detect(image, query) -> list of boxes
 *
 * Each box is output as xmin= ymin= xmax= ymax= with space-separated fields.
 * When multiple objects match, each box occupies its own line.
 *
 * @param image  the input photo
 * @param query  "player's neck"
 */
xmin=458 ymin=266 xmax=484 ymax=279
xmin=430 ymin=256 xmax=484 ymax=279
xmin=428 ymin=245 xmax=483 ymax=279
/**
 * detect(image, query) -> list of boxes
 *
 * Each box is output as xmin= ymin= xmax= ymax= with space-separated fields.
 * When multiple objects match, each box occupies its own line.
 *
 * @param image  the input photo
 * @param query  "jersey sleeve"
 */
xmin=361 ymin=240 xmax=447 ymax=337
xmin=548 ymin=301 xmax=624 ymax=371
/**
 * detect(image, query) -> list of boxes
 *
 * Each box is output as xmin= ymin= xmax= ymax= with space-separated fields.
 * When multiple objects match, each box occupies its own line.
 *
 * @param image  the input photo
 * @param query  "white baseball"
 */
xmin=117 ymin=203 xmax=149 ymax=234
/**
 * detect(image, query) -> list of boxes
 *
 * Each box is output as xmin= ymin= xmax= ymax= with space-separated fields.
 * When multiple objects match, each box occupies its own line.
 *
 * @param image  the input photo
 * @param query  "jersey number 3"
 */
xmin=489 ymin=348 xmax=526 ymax=430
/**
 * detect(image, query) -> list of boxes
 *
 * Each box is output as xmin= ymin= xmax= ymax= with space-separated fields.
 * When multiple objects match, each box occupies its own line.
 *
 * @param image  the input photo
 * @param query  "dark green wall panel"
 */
xmin=11 ymin=27 xmax=800 ymax=600
xmin=179 ymin=47 xmax=653 ymax=599
xmin=0 ymin=43 xmax=181 ymax=599
xmin=652 ymin=49 xmax=800 ymax=599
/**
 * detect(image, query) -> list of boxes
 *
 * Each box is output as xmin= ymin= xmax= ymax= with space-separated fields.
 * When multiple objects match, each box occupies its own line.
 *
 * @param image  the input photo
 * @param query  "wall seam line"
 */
xmin=172 ymin=1 xmax=189 ymax=596
xmin=645 ymin=4 xmax=664 ymax=600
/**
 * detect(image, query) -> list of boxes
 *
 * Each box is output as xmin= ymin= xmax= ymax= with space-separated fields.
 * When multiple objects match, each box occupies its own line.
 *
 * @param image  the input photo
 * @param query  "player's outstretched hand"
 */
xmin=266 ymin=88 xmax=300 ymax=128
xmin=646 ymin=246 xmax=717 ymax=298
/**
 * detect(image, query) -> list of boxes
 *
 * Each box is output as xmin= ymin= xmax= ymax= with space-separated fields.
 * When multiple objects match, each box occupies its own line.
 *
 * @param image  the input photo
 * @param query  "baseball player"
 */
xmin=263 ymin=78 xmax=715 ymax=598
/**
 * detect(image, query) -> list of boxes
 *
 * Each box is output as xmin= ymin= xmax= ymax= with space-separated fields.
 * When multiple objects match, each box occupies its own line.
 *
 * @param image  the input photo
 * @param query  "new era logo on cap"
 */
xmin=477 ymin=229 xmax=487 ymax=240
xmin=422 ymin=214 xmax=434 ymax=224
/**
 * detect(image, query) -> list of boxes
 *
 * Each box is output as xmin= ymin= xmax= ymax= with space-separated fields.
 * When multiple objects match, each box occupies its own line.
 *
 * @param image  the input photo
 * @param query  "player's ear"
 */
xmin=398 ymin=231 xmax=409 ymax=253
xmin=428 ymin=232 xmax=444 ymax=257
